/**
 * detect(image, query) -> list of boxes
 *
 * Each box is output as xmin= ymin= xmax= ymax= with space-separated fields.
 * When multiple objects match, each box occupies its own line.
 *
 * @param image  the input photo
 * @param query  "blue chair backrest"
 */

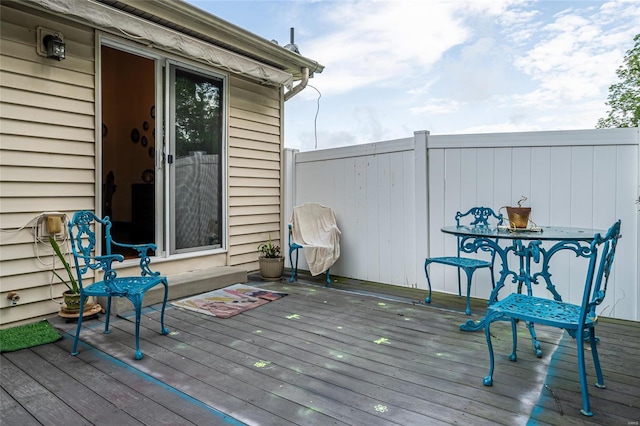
xmin=454 ymin=207 xmax=503 ymax=257
xmin=581 ymin=220 xmax=621 ymax=322
xmin=455 ymin=207 xmax=503 ymax=228
xmin=68 ymin=211 xmax=123 ymax=291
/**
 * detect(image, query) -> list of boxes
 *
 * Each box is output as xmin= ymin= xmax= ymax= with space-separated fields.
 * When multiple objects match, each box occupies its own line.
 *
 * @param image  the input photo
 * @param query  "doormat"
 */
xmin=171 ymin=283 xmax=288 ymax=319
xmin=0 ymin=320 xmax=62 ymax=353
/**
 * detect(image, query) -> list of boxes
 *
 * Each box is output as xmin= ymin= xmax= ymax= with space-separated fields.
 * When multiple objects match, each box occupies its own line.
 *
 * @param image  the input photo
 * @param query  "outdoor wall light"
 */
xmin=43 ymin=33 xmax=65 ymax=60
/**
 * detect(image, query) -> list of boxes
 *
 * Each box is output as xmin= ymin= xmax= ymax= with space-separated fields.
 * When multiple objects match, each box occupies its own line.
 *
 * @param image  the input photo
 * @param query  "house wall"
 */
xmin=227 ymin=74 xmax=283 ymax=269
xmin=0 ymin=4 xmax=97 ymax=326
xmin=285 ymin=128 xmax=640 ymax=321
xmin=0 ymin=3 xmax=283 ymax=327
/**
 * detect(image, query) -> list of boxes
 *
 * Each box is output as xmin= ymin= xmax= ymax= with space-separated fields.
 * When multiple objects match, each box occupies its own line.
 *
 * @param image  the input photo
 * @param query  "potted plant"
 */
xmin=504 ymin=196 xmax=531 ymax=229
xmin=49 ymin=237 xmax=93 ymax=314
xmin=257 ymin=235 xmax=284 ymax=281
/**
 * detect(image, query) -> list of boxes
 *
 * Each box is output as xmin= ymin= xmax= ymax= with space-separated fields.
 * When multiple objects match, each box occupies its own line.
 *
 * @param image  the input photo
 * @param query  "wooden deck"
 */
xmin=2 ymin=273 xmax=639 ymax=425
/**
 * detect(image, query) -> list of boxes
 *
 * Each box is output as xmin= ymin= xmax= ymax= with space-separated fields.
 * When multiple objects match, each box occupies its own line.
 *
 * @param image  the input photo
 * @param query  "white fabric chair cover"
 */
xmin=290 ymin=203 xmax=341 ymax=276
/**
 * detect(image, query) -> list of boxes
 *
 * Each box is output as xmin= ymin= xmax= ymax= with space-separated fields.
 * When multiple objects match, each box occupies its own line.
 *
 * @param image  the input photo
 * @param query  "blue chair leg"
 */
xmin=289 ymin=247 xmax=298 ymax=283
xmin=131 ymin=295 xmax=144 ymax=360
xmin=325 ymin=269 xmax=331 ymax=285
xmin=576 ymin=327 xmax=593 ymax=416
xmin=590 ymin=330 xmax=605 ymax=389
xmin=104 ymin=295 xmax=112 ymax=334
xmin=483 ymin=317 xmax=495 ymax=386
xmin=71 ymin=294 xmax=87 ymax=356
xmin=424 ymin=260 xmax=433 ymax=304
xmin=159 ymin=278 xmax=170 ymax=335
xmin=463 ymin=269 xmax=473 ymax=315
xmin=509 ymin=317 xmax=518 ymax=362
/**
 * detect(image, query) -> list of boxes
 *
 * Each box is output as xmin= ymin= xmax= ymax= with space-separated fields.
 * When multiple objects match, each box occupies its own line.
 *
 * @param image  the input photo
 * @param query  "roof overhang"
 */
xmin=16 ymin=0 xmax=324 ymax=87
xmin=97 ymin=0 xmax=324 ymax=81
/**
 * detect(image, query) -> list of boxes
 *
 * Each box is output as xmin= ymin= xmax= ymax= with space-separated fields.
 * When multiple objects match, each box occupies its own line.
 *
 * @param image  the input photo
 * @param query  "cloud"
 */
xmin=279 ymin=0 xmax=638 ymax=150
xmin=410 ymin=98 xmax=461 ymax=114
xmin=511 ymin=1 xmax=639 ymax=110
xmin=303 ymin=1 xmax=477 ymax=95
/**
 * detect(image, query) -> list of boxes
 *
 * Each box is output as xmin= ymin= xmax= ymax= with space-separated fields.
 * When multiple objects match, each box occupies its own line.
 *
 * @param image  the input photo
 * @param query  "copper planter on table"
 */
xmin=506 ymin=207 xmax=531 ymax=228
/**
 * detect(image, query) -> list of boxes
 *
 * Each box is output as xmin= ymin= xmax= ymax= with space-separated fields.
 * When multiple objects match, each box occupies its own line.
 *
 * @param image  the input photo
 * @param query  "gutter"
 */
xmin=284 ymin=67 xmax=309 ymax=101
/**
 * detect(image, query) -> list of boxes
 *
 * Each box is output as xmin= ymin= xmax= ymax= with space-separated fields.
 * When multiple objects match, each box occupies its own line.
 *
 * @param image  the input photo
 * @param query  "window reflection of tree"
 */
xmin=175 ymin=70 xmax=222 ymax=158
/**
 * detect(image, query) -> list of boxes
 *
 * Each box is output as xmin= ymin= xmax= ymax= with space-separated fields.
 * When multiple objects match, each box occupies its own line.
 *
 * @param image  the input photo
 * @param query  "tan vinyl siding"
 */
xmin=228 ymin=75 xmax=282 ymax=271
xmin=0 ymin=3 xmax=293 ymax=327
xmin=0 ymin=4 xmax=95 ymax=326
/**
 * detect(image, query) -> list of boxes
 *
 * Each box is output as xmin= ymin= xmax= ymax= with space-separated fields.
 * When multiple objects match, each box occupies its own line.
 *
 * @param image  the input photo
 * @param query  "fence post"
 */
xmin=414 ymin=130 xmax=430 ymax=289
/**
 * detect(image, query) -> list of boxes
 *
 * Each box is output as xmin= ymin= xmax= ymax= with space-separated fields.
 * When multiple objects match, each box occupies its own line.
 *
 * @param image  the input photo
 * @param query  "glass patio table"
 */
xmin=441 ymin=224 xmax=608 ymax=357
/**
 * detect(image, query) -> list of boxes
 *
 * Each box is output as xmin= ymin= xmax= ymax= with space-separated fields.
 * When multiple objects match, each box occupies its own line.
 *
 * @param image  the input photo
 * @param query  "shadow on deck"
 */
xmin=2 ymin=271 xmax=638 ymax=425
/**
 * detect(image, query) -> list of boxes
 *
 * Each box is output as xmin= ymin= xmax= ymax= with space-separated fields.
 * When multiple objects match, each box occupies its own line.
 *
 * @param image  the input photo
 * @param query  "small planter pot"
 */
xmin=506 ymin=206 xmax=531 ymax=229
xmin=259 ymin=257 xmax=284 ymax=281
xmin=63 ymin=291 xmax=81 ymax=311
xmin=61 ymin=291 xmax=96 ymax=314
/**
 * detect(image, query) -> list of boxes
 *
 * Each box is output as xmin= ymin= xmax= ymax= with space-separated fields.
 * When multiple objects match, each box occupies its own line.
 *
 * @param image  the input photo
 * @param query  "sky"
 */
xmin=188 ymin=0 xmax=640 ymax=152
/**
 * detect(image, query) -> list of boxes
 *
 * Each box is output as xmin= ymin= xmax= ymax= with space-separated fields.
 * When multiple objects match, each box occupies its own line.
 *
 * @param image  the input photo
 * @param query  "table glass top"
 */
xmin=441 ymin=225 xmax=607 ymax=241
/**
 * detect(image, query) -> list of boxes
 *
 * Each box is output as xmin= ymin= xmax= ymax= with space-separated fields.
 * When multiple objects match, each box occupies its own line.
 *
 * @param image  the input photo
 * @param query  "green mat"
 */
xmin=0 ymin=320 xmax=62 ymax=353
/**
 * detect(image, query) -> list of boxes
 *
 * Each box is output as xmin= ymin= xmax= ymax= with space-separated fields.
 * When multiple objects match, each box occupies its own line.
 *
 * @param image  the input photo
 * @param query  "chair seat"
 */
xmin=426 ymin=256 xmax=492 ymax=269
xmin=489 ymin=293 xmax=596 ymax=330
xmin=83 ymin=276 xmax=165 ymax=297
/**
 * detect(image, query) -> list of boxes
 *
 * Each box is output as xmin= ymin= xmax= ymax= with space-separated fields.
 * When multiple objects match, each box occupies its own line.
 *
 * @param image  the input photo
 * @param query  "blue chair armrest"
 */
xmin=111 ymin=240 xmax=156 ymax=255
xmin=111 ymin=240 xmax=160 ymax=277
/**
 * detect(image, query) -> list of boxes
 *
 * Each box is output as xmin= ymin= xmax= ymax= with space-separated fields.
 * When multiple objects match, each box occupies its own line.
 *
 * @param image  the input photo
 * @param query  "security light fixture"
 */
xmin=43 ymin=33 xmax=65 ymax=60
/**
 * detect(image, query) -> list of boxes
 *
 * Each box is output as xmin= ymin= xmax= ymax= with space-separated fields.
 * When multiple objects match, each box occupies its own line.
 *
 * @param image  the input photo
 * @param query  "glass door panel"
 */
xmin=170 ymin=66 xmax=223 ymax=253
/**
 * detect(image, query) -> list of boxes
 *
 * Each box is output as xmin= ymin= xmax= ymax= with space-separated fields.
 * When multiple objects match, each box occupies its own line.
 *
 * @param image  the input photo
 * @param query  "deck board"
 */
xmin=2 ymin=275 xmax=639 ymax=425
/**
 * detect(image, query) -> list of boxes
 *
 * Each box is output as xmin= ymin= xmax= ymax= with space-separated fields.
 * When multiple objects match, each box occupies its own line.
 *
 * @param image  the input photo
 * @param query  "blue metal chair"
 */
xmin=482 ymin=220 xmax=621 ymax=417
xmin=67 ymin=210 xmax=169 ymax=360
xmin=424 ymin=207 xmax=503 ymax=315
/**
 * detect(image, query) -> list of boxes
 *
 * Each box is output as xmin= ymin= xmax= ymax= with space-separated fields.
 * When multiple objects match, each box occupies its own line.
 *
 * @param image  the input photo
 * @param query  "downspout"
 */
xmin=281 ymin=65 xmax=308 ymax=261
xmin=284 ymin=67 xmax=309 ymax=101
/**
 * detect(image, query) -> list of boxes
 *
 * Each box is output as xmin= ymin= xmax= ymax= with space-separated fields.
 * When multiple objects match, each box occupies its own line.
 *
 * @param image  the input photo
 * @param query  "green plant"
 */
xmin=258 ymin=235 xmax=281 ymax=258
xmin=49 ymin=237 xmax=79 ymax=294
xmin=597 ymin=33 xmax=640 ymax=129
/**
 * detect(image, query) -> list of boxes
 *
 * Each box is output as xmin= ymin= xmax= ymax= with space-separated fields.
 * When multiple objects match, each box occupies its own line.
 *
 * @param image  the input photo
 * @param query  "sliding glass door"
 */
xmin=168 ymin=64 xmax=224 ymax=253
xmin=101 ymin=42 xmax=226 ymax=257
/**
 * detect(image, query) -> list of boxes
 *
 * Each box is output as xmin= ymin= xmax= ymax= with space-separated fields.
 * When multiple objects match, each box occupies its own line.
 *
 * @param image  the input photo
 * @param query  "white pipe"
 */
xmin=284 ymin=67 xmax=309 ymax=101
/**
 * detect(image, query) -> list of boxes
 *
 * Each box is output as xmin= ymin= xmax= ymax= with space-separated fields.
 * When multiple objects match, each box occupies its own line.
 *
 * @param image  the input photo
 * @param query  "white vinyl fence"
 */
xmin=284 ymin=128 xmax=640 ymax=321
